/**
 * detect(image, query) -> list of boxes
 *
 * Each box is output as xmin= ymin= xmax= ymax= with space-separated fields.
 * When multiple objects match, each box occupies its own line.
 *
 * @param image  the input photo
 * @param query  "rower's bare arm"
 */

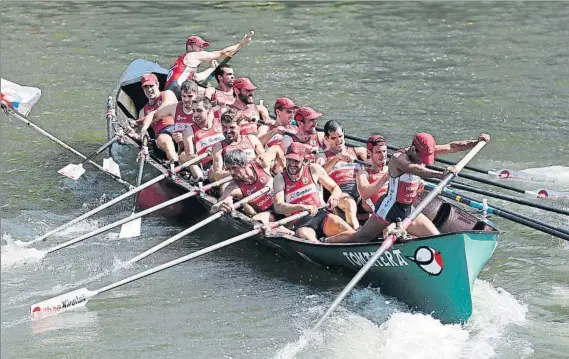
xmin=249 ymin=135 xmax=266 ymax=156
xmin=183 ymin=132 xmax=196 ymax=156
xmin=217 ymin=182 xmax=242 ymax=203
xmin=204 ymin=87 xmax=215 ymax=100
xmin=273 ymin=175 xmax=304 ymax=216
xmin=193 ymin=68 xmax=216 ymax=83
xmin=280 ymin=135 xmax=293 ymax=152
xmin=211 ymin=143 xmax=231 ymax=180
xmin=311 ymin=163 xmax=342 ymax=198
xmin=435 ymin=134 xmax=490 ymax=156
xmin=355 ymin=147 xmax=367 ymax=160
xmin=257 ymin=145 xmax=283 ymax=170
xmin=257 ymin=105 xmax=270 ymax=122
xmin=397 ymin=155 xmax=444 ymax=179
xmin=256 ymin=125 xmax=274 ymax=145
xmin=321 ymin=155 xmax=340 ymax=173
xmin=355 ymin=170 xmax=373 ymax=200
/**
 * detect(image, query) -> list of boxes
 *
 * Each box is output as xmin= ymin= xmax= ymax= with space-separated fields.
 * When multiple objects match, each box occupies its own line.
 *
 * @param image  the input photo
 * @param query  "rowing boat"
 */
xmin=109 ymin=58 xmax=500 ymax=324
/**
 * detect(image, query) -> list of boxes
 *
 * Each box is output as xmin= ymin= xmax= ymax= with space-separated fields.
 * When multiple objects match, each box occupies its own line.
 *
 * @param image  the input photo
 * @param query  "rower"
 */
xmin=165 ymin=34 xmax=251 ymax=99
xmin=258 ymin=97 xmax=299 ymax=148
xmin=204 ymin=64 xmax=236 ymax=108
xmin=325 ymin=132 xmax=491 ymax=243
xmin=136 ymin=73 xmax=179 ymax=164
xmin=179 ymin=95 xmax=225 ymax=182
xmin=280 ymin=106 xmax=327 ymax=159
xmin=273 ymin=142 xmax=355 ymax=242
xmin=210 ymin=150 xmax=279 ymax=225
xmin=355 ymin=135 xmax=390 ymax=214
xmin=229 ymin=77 xmax=270 ymax=136
xmin=210 ymin=110 xmax=265 ymax=181
xmin=320 ymin=120 xmax=367 ymax=229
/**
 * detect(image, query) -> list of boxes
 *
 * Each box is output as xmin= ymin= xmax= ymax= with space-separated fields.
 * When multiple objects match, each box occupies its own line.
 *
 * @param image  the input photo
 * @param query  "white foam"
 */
xmin=1 ymin=234 xmax=46 ymax=269
xmin=274 ymin=279 xmax=531 ymax=359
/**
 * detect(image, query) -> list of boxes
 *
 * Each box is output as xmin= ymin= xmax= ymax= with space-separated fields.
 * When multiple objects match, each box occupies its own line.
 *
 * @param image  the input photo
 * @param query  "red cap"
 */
xmin=412 ymin=132 xmax=436 ymax=165
xmin=274 ymin=97 xmax=298 ymax=111
xmin=186 ymin=35 xmax=210 ymax=48
xmin=233 ymin=77 xmax=256 ymax=91
xmin=285 ymin=142 xmax=307 ymax=162
xmin=367 ymin=135 xmax=386 ymax=151
xmin=141 ymin=73 xmax=159 ymax=87
xmin=294 ymin=106 xmax=323 ymax=122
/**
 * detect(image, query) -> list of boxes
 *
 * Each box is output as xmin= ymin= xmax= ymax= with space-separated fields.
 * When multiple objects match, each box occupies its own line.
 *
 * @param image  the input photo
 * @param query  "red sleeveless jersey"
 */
xmin=165 ymin=54 xmax=197 ymax=88
xmin=235 ymin=161 xmax=274 ymax=212
xmin=364 ymin=167 xmax=389 ymax=204
xmin=266 ymin=122 xmax=297 ymax=148
xmin=173 ymin=102 xmax=194 ymax=132
xmin=143 ymin=93 xmax=174 ymax=134
xmin=384 ymin=149 xmax=422 ymax=205
xmin=221 ymin=135 xmax=257 ymax=163
xmin=283 ymin=165 xmax=324 ymax=214
xmin=323 ymin=147 xmax=360 ymax=186
xmin=288 ymin=133 xmax=324 ymax=162
xmin=231 ymin=104 xmax=261 ymax=135
xmin=189 ymin=118 xmax=225 ymax=166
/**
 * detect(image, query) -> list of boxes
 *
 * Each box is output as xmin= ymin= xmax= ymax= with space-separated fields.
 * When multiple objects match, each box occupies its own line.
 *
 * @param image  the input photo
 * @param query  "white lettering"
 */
xmin=341 ymin=250 xmax=409 ymax=268
xmin=383 ymin=251 xmax=398 ymax=267
xmin=393 ymin=249 xmax=409 ymax=266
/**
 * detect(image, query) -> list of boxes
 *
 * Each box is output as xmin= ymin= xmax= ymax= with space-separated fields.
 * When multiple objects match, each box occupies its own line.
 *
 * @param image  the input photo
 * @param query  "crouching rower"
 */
xmin=210 ymin=150 xmax=277 ymax=225
xmin=325 ymin=132 xmax=491 ymax=243
xmin=355 ymin=135 xmax=390 ymax=214
xmin=273 ymin=143 xmax=355 ymax=242
xmin=320 ymin=120 xmax=368 ymax=229
xmin=179 ymin=95 xmax=225 ymax=182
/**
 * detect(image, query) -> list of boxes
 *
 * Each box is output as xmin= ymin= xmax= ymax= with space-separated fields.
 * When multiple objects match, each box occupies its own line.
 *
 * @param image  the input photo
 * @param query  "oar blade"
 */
xmin=103 ymin=157 xmax=121 ymax=178
xmin=57 ymin=163 xmax=86 ymax=180
xmin=119 ymin=215 xmax=141 ymax=239
xmin=30 ymin=288 xmax=94 ymax=320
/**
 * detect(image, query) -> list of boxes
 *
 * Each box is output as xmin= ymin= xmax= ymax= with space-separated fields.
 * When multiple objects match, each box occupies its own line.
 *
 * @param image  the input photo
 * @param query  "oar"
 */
xmin=426 ymin=183 xmax=569 ymax=241
xmin=119 ymin=135 xmax=149 ymax=239
xmin=58 ymin=135 xmax=122 ymax=181
xmin=24 ymin=153 xmax=209 ymax=247
xmin=30 ymin=210 xmax=309 ymax=319
xmin=1 ymin=103 xmax=133 ymax=189
xmin=309 ymin=140 xmax=487 ymax=335
xmin=432 ymin=179 xmax=569 ymax=216
xmin=122 ymin=186 xmax=271 ymax=266
xmin=42 ymin=177 xmax=232 ymax=255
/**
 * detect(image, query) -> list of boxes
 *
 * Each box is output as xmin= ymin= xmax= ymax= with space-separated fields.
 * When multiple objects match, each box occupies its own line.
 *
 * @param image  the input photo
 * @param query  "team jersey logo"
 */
xmin=260 ymin=177 xmax=267 ymax=184
xmin=407 ymin=246 xmax=444 ymax=276
xmin=242 ymin=142 xmax=249 ymax=148
xmin=302 ymin=177 xmax=309 ymax=185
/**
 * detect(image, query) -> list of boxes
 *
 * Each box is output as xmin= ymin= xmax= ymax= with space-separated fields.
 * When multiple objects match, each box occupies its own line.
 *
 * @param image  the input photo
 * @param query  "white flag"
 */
xmin=1 ymin=78 xmax=42 ymax=116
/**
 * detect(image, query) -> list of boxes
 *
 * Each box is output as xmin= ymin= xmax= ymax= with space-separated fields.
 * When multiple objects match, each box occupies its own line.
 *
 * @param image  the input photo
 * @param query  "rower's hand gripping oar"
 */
xmin=43 ymin=175 xmax=231 ymax=255
xmin=119 ymin=135 xmax=149 ymax=239
xmin=24 ymin=153 xmax=210 ymax=247
xmin=122 ymin=185 xmax=272 ymax=266
xmin=1 ymin=102 xmax=134 ymax=189
xmin=30 ymin=210 xmax=309 ymax=320
xmin=58 ymin=134 xmax=123 ymax=181
xmin=309 ymin=140 xmax=488 ymax=337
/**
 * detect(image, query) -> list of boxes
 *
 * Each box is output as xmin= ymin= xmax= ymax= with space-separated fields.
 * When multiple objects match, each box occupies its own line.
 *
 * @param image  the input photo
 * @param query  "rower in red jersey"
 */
xmin=273 ymin=143 xmax=355 ymax=242
xmin=325 ymin=132 xmax=491 ymax=243
xmin=258 ymin=97 xmax=299 ymax=148
xmin=204 ymin=64 xmax=236 ymax=115
xmin=229 ymin=77 xmax=270 ymax=136
xmin=164 ymin=33 xmax=252 ymax=99
xmin=355 ymin=135 xmax=390 ymax=214
xmin=280 ymin=106 xmax=327 ymax=161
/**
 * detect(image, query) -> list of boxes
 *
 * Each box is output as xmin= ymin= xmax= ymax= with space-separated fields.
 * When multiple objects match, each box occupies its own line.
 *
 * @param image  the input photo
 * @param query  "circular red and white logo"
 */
xmin=407 ymin=246 xmax=444 ymax=276
xmin=260 ymin=177 xmax=267 ymax=184
xmin=302 ymin=177 xmax=309 ymax=185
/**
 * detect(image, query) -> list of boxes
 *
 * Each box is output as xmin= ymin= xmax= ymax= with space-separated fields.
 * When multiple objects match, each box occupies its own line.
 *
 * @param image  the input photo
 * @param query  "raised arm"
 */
xmin=434 ymin=133 xmax=491 ymax=156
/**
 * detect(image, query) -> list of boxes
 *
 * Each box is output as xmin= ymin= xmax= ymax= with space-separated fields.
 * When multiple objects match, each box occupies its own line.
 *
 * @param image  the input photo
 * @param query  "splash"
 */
xmin=274 ymin=280 xmax=531 ymax=359
xmin=1 ymin=234 xmax=46 ymax=269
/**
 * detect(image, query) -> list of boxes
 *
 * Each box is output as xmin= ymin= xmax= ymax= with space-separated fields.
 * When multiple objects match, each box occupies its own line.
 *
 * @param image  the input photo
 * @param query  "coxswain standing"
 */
xmin=165 ymin=34 xmax=252 ymax=99
xmin=325 ymin=132 xmax=491 ymax=243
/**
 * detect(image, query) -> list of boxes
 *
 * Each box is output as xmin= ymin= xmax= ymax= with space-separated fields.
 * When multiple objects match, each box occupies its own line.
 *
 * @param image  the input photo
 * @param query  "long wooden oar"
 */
xmin=122 ymin=186 xmax=271 ymax=266
xmin=24 ymin=153 xmax=209 ymax=247
xmin=30 ymin=210 xmax=309 ymax=320
xmin=431 ymin=180 xmax=569 ymax=216
xmin=42 ymin=177 xmax=232 ymax=255
xmin=119 ymin=136 xmax=149 ymax=239
xmin=2 ymin=103 xmax=133 ymax=189
xmin=309 ymin=140 xmax=487 ymax=335
xmin=426 ymin=183 xmax=569 ymax=241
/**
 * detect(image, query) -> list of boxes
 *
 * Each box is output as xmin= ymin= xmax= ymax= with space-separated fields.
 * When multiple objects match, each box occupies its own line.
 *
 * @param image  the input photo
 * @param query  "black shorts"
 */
xmin=373 ymin=195 xmax=413 ymax=225
xmin=290 ymin=208 xmax=331 ymax=238
xmin=164 ymin=82 xmax=181 ymax=101
xmin=156 ymin=125 xmax=175 ymax=137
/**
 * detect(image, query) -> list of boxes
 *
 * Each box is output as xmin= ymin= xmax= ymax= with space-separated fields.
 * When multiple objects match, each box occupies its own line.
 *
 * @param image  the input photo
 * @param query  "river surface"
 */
xmin=1 ymin=2 xmax=569 ymax=359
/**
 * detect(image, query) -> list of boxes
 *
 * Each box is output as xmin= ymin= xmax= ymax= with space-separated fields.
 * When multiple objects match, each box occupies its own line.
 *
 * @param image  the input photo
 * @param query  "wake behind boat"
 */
xmin=107 ymin=58 xmax=499 ymax=324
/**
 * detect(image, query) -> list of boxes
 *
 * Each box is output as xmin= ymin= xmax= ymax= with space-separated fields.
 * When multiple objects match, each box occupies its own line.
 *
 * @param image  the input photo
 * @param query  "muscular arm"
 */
xmin=434 ymin=139 xmax=479 ymax=156
xmin=211 ymin=142 xmax=231 ymax=180
xmin=191 ymin=41 xmax=243 ymax=62
xmin=280 ymin=135 xmax=293 ymax=152
xmin=249 ymin=135 xmax=266 ymax=157
xmin=311 ymin=163 xmax=342 ymax=199
xmin=193 ymin=67 xmax=216 ymax=83
xmin=355 ymin=169 xmax=388 ymax=200
xmin=256 ymin=145 xmax=284 ymax=170
xmin=217 ymin=181 xmax=243 ymax=203
xmin=272 ymin=174 xmax=308 ymax=216
xmin=204 ymin=87 xmax=215 ymax=100
xmin=321 ymin=155 xmax=340 ymax=173
xmin=394 ymin=153 xmax=445 ymax=179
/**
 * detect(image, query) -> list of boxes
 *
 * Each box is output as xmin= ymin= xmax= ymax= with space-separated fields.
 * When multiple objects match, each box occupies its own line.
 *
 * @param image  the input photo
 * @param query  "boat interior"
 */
xmin=113 ymin=59 xmax=498 ymax=240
